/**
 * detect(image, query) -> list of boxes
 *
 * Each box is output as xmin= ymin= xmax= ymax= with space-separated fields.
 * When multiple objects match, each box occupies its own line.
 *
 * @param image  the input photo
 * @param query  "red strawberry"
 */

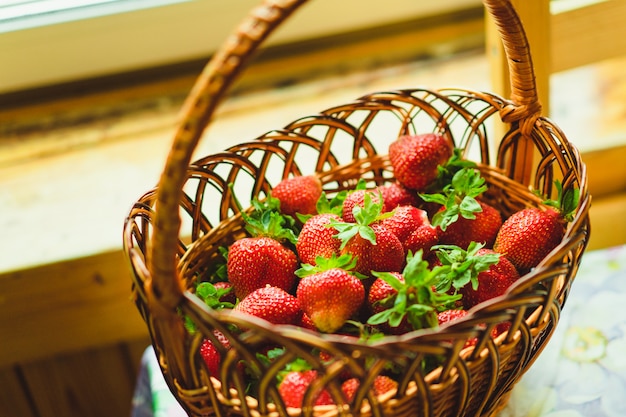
xmin=436 ymin=201 xmax=502 ymax=249
xmin=389 ymin=133 xmax=454 ymax=191
xmin=342 ymin=189 xmax=383 ymax=223
xmin=296 ymin=213 xmax=342 ymax=265
xmin=234 ymin=286 xmax=302 ymax=325
xmin=367 ymin=251 xmax=460 ymax=332
xmin=272 ymin=175 xmax=322 ymax=218
xmin=341 ymin=223 xmax=405 ymax=277
xmin=341 ymin=375 xmax=398 ymax=403
xmin=296 ymin=255 xmax=365 ymax=333
xmin=493 ymin=181 xmax=579 ymax=271
xmin=199 ymin=331 xmax=231 ymax=377
xmin=437 ymin=309 xmax=511 ymax=346
xmin=377 ymin=182 xmax=420 ymax=209
xmin=368 ymin=272 xmax=412 ymax=334
xmin=278 ymin=370 xmax=334 ymax=408
xmin=405 ymin=224 xmax=439 ymax=257
xmin=331 ymin=193 xmax=405 ymax=276
xmin=422 ymin=167 xmax=501 ymax=249
xmin=227 ymin=236 xmax=298 ymax=299
xmin=368 ymin=272 xmax=405 ymax=315
xmin=379 ymin=205 xmax=429 ymax=243
xmin=436 ymin=246 xmax=519 ymax=309
xmin=494 ymin=206 xmax=565 ymax=271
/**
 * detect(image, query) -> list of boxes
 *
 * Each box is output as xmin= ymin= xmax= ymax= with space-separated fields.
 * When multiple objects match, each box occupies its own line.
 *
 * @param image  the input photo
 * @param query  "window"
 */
xmin=0 ymin=0 xmax=481 ymax=94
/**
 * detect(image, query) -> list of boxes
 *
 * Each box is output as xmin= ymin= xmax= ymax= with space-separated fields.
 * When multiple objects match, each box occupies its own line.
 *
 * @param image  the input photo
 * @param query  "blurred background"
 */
xmin=1 ymin=1 xmax=624 ymax=416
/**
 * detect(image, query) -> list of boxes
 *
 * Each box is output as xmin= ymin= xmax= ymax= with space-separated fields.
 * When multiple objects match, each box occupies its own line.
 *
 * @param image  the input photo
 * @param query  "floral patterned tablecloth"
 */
xmin=132 ymin=245 xmax=626 ymax=417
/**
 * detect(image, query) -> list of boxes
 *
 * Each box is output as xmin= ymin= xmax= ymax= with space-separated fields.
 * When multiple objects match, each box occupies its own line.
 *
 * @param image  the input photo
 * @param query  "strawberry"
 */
xmin=377 ymin=182 xmax=420 ymax=209
xmin=227 ymin=205 xmax=298 ymax=299
xmin=405 ymin=224 xmax=439 ymax=258
xmin=367 ymin=250 xmax=461 ymax=332
xmin=368 ymin=272 xmax=412 ymax=334
xmin=278 ymin=370 xmax=334 ymax=408
xmin=436 ymin=201 xmax=502 ymax=249
xmin=272 ymin=175 xmax=323 ymax=218
xmin=341 ymin=375 xmax=398 ymax=403
xmin=380 ymin=205 xmax=438 ymax=256
xmin=459 ymin=248 xmax=520 ymax=308
xmin=422 ymin=167 xmax=501 ymax=249
xmin=331 ymin=194 xmax=404 ymax=276
xmin=341 ymin=223 xmax=405 ymax=277
xmin=388 ymin=133 xmax=454 ymax=191
xmin=493 ymin=181 xmax=579 ymax=271
xmin=342 ymin=189 xmax=384 ymax=223
xmin=199 ymin=330 xmax=231 ymax=377
xmin=437 ymin=309 xmax=511 ymax=346
xmin=379 ymin=205 xmax=429 ymax=243
xmin=296 ymin=213 xmax=342 ymax=266
xmin=296 ymin=254 xmax=365 ymax=333
xmin=432 ymin=243 xmax=516 ymax=309
xmin=234 ymin=286 xmax=302 ymax=325
xmin=227 ymin=236 xmax=298 ymax=299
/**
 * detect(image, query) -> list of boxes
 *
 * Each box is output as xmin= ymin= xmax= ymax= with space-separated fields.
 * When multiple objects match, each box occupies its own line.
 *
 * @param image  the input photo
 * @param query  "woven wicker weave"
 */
xmin=123 ymin=1 xmax=591 ymax=416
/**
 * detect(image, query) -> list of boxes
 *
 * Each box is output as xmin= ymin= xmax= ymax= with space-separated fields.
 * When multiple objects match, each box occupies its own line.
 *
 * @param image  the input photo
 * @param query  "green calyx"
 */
xmin=420 ymin=167 xmax=488 ymax=231
xmin=295 ymin=253 xmax=363 ymax=278
xmin=429 ymin=148 xmax=478 ymax=193
xmin=541 ymin=180 xmax=580 ymax=223
xmin=432 ymin=242 xmax=500 ymax=292
xmin=242 ymin=199 xmax=298 ymax=245
xmin=367 ymin=250 xmax=461 ymax=331
xmin=329 ymin=191 xmax=393 ymax=249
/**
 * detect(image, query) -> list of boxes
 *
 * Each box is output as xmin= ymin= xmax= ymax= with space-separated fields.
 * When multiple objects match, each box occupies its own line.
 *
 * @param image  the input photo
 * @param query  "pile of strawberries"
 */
xmin=191 ymin=132 xmax=579 ymax=409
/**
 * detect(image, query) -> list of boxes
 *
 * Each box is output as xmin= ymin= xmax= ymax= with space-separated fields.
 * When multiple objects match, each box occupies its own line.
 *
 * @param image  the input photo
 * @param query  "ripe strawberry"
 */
xmin=368 ymin=272 xmax=412 ymax=334
xmin=379 ymin=205 xmax=429 ymax=243
xmin=331 ymin=194 xmax=404 ymax=276
xmin=436 ymin=201 xmax=502 ymax=249
xmin=342 ymin=189 xmax=384 ymax=223
xmin=405 ymin=224 xmax=439 ymax=257
xmin=199 ymin=330 xmax=231 ymax=377
xmin=341 ymin=375 xmax=398 ymax=403
xmin=388 ymin=133 xmax=454 ymax=191
xmin=341 ymin=223 xmax=405 ymax=276
xmin=278 ymin=370 xmax=334 ymax=408
xmin=227 ymin=200 xmax=299 ymax=299
xmin=377 ymin=182 xmax=420 ymax=209
xmin=234 ymin=286 xmax=302 ymax=325
xmin=422 ymin=167 xmax=501 ymax=249
xmin=380 ymin=205 xmax=438 ymax=256
xmin=437 ymin=309 xmax=511 ymax=346
xmin=459 ymin=248 xmax=520 ymax=308
xmin=227 ymin=236 xmax=298 ymax=299
xmin=367 ymin=251 xmax=461 ymax=332
xmin=296 ymin=255 xmax=365 ymax=333
xmin=493 ymin=182 xmax=579 ymax=271
xmin=272 ymin=175 xmax=323 ymax=218
xmin=296 ymin=213 xmax=342 ymax=266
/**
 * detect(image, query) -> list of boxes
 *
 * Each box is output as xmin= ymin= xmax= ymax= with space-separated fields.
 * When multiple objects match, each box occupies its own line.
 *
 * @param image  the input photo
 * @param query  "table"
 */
xmin=131 ymin=244 xmax=626 ymax=417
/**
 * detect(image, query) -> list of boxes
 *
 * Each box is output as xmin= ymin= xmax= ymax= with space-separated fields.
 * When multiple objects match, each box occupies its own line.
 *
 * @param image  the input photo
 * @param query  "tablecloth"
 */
xmin=132 ymin=244 xmax=626 ymax=417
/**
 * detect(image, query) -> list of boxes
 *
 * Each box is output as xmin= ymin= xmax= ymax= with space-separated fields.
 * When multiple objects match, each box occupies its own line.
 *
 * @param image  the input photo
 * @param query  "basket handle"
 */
xmin=147 ymin=0 xmax=542 ymax=309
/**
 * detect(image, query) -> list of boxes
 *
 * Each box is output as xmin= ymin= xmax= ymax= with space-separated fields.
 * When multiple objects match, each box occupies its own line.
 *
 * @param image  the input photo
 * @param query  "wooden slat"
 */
xmin=0 ymin=367 xmax=36 ymax=417
xmin=18 ymin=342 xmax=143 ymax=417
xmin=0 ymin=250 xmax=149 ymax=368
xmin=588 ymin=192 xmax=626 ymax=251
xmin=584 ymin=144 xmax=626 ymax=199
xmin=552 ymin=1 xmax=626 ymax=73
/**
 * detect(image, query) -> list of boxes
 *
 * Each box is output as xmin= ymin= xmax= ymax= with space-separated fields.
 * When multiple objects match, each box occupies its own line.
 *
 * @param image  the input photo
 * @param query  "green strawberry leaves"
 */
xmin=367 ymin=251 xmax=461 ymax=331
xmin=541 ymin=180 xmax=580 ymax=223
xmin=295 ymin=253 xmax=361 ymax=278
xmin=433 ymin=242 xmax=500 ymax=292
xmin=420 ymin=167 xmax=488 ymax=231
xmin=329 ymin=191 xmax=392 ymax=249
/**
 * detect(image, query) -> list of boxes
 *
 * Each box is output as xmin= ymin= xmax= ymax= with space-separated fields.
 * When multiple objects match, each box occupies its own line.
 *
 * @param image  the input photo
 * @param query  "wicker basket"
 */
xmin=123 ymin=0 xmax=591 ymax=416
